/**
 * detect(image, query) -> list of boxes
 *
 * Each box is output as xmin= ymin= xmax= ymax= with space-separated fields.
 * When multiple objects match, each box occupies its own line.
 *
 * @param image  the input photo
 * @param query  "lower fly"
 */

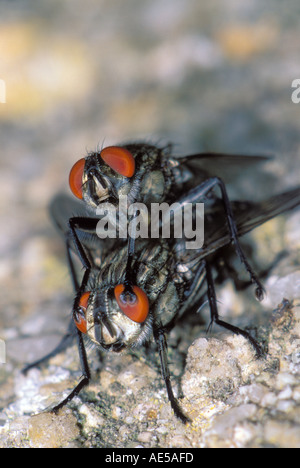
xmin=23 ymin=186 xmax=300 ymax=423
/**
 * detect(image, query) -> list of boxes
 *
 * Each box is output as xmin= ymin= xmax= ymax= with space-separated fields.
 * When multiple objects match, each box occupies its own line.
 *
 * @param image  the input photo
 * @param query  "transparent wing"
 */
xmin=49 ymin=193 xmax=106 ymax=267
xmin=175 ymin=186 xmax=300 ymax=263
xmin=175 ymin=152 xmax=273 ymax=199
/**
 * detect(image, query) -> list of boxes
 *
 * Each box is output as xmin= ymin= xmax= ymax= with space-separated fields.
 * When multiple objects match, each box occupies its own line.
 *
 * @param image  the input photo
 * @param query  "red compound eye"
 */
xmin=69 ymin=158 xmax=85 ymax=199
xmin=114 ymin=284 xmax=149 ymax=323
xmin=100 ymin=146 xmax=135 ymax=178
xmin=74 ymin=291 xmax=91 ymax=334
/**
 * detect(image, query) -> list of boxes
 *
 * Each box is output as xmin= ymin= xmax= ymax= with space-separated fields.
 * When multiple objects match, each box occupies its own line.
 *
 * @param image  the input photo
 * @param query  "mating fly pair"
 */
xmin=24 ymin=143 xmax=300 ymax=423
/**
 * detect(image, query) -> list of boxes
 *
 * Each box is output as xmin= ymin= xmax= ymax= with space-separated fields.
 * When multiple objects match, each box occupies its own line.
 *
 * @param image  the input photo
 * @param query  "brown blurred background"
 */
xmin=0 ymin=0 xmax=299 ymax=398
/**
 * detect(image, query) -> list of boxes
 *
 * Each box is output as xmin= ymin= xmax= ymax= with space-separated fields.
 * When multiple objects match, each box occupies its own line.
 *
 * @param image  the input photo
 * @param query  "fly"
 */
xmin=23 ymin=186 xmax=300 ymax=423
xmin=67 ymin=143 xmax=271 ymax=309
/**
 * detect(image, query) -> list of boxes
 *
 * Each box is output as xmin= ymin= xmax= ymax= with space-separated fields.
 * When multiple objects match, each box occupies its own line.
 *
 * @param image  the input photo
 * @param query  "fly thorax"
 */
xmin=171 ymin=164 xmax=195 ymax=190
xmin=154 ymin=282 xmax=180 ymax=326
xmin=140 ymin=170 xmax=166 ymax=204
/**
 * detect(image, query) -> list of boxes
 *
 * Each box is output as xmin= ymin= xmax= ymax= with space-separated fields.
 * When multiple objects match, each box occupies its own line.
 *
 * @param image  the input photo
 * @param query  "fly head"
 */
xmin=74 ymin=281 xmax=153 ymax=353
xmin=69 ymin=143 xmax=173 ymax=212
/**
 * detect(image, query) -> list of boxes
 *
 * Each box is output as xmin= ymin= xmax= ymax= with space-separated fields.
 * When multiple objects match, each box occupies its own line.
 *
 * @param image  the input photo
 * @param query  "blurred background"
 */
xmin=0 ymin=0 xmax=300 ymax=431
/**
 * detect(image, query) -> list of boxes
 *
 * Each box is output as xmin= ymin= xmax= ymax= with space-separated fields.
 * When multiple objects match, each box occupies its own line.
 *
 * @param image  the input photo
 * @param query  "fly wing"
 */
xmin=175 ymin=152 xmax=273 ymax=198
xmin=49 ymin=193 xmax=106 ymax=268
xmin=178 ymin=152 xmax=271 ymax=173
xmin=49 ymin=193 xmax=87 ymax=237
xmin=206 ymin=186 xmax=300 ymax=256
xmin=175 ymin=186 xmax=300 ymax=263
xmin=235 ymin=187 xmax=300 ymax=235
xmin=180 ymin=151 xmax=270 ymax=163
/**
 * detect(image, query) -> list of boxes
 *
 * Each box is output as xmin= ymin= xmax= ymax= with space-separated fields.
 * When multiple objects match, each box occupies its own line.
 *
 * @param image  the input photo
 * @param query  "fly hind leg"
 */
xmin=177 ymin=177 xmax=265 ymax=301
xmin=205 ymin=260 xmax=264 ymax=358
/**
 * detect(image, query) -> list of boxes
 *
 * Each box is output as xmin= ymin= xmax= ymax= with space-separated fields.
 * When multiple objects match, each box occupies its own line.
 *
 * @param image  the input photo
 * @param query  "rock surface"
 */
xmin=0 ymin=0 xmax=299 ymax=449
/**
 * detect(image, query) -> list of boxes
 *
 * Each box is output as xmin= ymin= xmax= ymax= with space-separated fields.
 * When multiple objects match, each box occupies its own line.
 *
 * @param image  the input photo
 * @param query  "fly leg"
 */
xmin=22 ymin=319 xmax=77 ymax=374
xmin=49 ymin=193 xmax=100 ymax=282
xmin=51 ymin=328 xmax=91 ymax=413
xmin=23 ymin=195 xmax=95 ymax=409
xmin=215 ymin=250 xmax=287 ymax=292
xmin=23 ymin=213 xmax=94 ymax=375
xmin=22 ymin=227 xmax=85 ymax=374
xmin=23 ymin=233 xmax=92 ymax=410
xmin=177 ymin=177 xmax=265 ymax=300
xmin=153 ymin=323 xmax=190 ymax=424
xmin=23 ymin=322 xmax=92 ymax=413
xmin=119 ymin=209 xmax=139 ymax=303
xmin=205 ymin=260 xmax=264 ymax=357
xmin=67 ymin=217 xmax=99 ymax=270
xmin=46 ymin=218 xmax=95 ymax=411
xmin=66 ymin=217 xmax=109 ymax=330
xmin=50 ymin=215 xmax=96 ymax=330
xmin=49 ymin=194 xmax=100 ymax=303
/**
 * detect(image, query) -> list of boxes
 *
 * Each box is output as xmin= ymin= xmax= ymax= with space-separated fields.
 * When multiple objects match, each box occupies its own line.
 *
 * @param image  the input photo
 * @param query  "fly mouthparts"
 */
xmin=95 ymin=317 xmax=121 ymax=347
xmin=102 ymin=317 xmax=116 ymax=339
